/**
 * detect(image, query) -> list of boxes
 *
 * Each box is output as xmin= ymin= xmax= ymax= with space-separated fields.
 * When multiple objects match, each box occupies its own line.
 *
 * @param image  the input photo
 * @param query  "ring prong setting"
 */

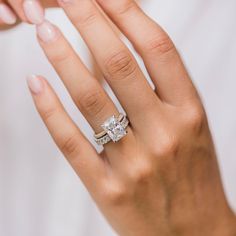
xmin=101 ymin=115 xmax=127 ymax=143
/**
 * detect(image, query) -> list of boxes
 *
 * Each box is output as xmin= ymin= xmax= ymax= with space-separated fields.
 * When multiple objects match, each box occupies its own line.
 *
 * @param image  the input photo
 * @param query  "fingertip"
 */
xmin=36 ymin=20 xmax=59 ymax=43
xmin=0 ymin=3 xmax=17 ymax=25
xmin=23 ymin=0 xmax=44 ymax=24
xmin=27 ymin=74 xmax=45 ymax=95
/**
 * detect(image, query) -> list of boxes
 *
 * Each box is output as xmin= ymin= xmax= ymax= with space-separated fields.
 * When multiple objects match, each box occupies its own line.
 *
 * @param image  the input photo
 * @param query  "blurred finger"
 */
xmin=8 ymin=0 xmax=44 ymax=24
xmin=0 ymin=3 xmax=17 ymax=24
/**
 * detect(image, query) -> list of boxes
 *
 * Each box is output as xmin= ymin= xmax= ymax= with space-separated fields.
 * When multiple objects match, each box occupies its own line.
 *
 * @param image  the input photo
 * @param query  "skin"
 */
xmin=0 ymin=0 xmax=56 ymax=28
xmin=3 ymin=0 xmax=236 ymax=235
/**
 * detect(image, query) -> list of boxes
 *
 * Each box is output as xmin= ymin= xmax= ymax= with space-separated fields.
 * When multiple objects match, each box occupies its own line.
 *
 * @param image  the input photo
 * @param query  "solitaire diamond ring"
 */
xmin=94 ymin=113 xmax=129 ymax=146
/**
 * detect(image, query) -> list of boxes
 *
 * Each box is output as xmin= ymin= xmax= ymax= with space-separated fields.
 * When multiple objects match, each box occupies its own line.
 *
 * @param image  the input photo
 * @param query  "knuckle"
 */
xmin=154 ymin=135 xmax=179 ymax=158
xmin=59 ymin=132 xmax=80 ymax=156
xmin=73 ymin=7 xmax=97 ymax=27
xmin=48 ymin=45 xmax=71 ymax=64
xmin=104 ymin=50 xmax=137 ymax=81
xmin=78 ymin=89 xmax=108 ymax=117
xmin=129 ymin=161 xmax=154 ymax=184
xmin=184 ymin=105 xmax=205 ymax=133
xmin=40 ymin=107 xmax=57 ymax=122
xmin=144 ymin=34 xmax=175 ymax=56
xmin=116 ymin=1 xmax=136 ymax=15
xmin=102 ymin=180 xmax=128 ymax=206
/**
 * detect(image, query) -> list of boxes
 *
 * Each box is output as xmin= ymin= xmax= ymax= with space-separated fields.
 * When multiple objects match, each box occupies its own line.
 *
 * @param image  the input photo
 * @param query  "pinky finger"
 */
xmin=27 ymin=75 xmax=106 ymax=191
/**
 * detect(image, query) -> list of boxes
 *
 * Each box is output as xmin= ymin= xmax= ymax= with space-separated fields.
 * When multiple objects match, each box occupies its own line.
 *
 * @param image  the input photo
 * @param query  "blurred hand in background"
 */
xmin=0 ymin=0 xmax=57 ymax=28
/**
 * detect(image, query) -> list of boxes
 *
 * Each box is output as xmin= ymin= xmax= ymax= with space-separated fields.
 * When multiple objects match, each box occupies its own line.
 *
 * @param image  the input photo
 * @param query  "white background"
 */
xmin=0 ymin=0 xmax=235 ymax=235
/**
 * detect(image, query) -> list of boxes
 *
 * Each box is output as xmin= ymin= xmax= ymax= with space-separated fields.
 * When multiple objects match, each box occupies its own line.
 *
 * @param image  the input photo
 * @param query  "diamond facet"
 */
xmin=102 ymin=115 xmax=127 ymax=142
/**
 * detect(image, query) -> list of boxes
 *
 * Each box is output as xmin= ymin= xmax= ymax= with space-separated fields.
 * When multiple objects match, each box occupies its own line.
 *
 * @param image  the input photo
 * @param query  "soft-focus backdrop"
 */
xmin=0 ymin=0 xmax=236 ymax=235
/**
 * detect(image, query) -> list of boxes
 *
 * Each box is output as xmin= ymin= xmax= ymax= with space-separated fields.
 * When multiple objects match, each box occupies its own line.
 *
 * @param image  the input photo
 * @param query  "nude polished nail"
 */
xmin=36 ymin=20 xmax=58 ymax=43
xmin=23 ymin=0 xmax=44 ymax=24
xmin=27 ymin=75 xmax=43 ymax=94
xmin=0 ymin=3 xmax=17 ymax=25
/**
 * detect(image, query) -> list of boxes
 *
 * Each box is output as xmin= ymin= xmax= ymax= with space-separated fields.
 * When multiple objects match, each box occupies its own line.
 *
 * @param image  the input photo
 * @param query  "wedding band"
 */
xmin=94 ymin=113 xmax=129 ymax=146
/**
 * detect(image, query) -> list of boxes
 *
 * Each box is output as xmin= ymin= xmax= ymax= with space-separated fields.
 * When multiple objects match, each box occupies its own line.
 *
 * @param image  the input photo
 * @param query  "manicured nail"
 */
xmin=36 ymin=20 xmax=58 ymax=43
xmin=23 ymin=0 xmax=44 ymax=24
xmin=27 ymin=75 xmax=44 ymax=94
xmin=0 ymin=3 xmax=17 ymax=25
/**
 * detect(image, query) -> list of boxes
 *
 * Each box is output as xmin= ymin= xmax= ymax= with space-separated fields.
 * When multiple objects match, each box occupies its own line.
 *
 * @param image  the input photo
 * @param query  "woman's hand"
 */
xmin=0 ymin=0 xmax=57 ymax=28
xmin=26 ymin=0 xmax=236 ymax=235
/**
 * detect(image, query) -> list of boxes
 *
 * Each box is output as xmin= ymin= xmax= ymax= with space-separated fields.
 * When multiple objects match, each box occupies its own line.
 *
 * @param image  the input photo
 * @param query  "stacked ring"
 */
xmin=94 ymin=113 xmax=129 ymax=146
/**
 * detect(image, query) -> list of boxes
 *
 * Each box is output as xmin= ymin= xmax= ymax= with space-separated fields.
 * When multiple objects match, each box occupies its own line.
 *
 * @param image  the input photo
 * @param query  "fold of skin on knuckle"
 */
xmin=58 ymin=133 xmax=90 ymax=177
xmin=97 ymin=0 xmax=137 ymax=16
xmin=114 ymin=0 xmax=137 ymax=16
xmin=77 ymin=87 xmax=109 ymax=118
xmin=59 ymin=132 xmax=81 ymax=157
xmin=103 ymin=50 xmax=137 ymax=82
xmin=143 ymin=33 xmax=175 ymax=58
xmin=74 ymin=9 xmax=97 ymax=28
xmin=44 ymin=39 xmax=72 ymax=65
xmin=50 ymin=48 xmax=72 ymax=66
xmin=64 ymin=1 xmax=98 ymax=28
xmin=40 ymin=105 xmax=58 ymax=123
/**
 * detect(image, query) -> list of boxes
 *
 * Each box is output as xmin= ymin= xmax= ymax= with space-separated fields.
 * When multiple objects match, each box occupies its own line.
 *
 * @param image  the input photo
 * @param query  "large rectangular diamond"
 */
xmin=102 ymin=115 xmax=127 ymax=142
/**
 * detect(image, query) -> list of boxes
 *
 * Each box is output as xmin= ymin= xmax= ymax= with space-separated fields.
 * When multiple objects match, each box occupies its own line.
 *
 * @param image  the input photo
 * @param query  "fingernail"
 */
xmin=23 ymin=0 xmax=44 ymax=24
xmin=27 ymin=75 xmax=44 ymax=94
xmin=36 ymin=20 xmax=58 ymax=43
xmin=0 ymin=3 xmax=17 ymax=25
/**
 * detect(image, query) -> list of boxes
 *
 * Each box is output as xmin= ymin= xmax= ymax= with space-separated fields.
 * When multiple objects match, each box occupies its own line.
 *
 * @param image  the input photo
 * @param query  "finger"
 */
xmin=57 ymin=0 xmax=159 ymax=129
xmin=96 ymin=0 xmax=199 ymax=105
xmin=0 ymin=3 xmax=17 ymax=24
xmin=27 ymin=75 xmax=106 ymax=191
xmin=40 ymin=0 xmax=58 ymax=8
xmin=8 ymin=0 xmax=44 ymax=24
xmin=36 ymin=20 xmax=119 ymax=134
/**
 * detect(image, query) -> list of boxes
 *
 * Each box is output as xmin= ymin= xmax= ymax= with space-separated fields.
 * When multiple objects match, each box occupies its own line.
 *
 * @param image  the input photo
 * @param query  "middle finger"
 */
xmin=57 ymin=0 xmax=159 ymax=129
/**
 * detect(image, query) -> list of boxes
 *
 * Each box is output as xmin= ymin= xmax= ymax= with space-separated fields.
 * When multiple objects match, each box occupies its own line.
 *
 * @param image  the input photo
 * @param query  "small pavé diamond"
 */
xmin=102 ymin=115 xmax=127 ymax=142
